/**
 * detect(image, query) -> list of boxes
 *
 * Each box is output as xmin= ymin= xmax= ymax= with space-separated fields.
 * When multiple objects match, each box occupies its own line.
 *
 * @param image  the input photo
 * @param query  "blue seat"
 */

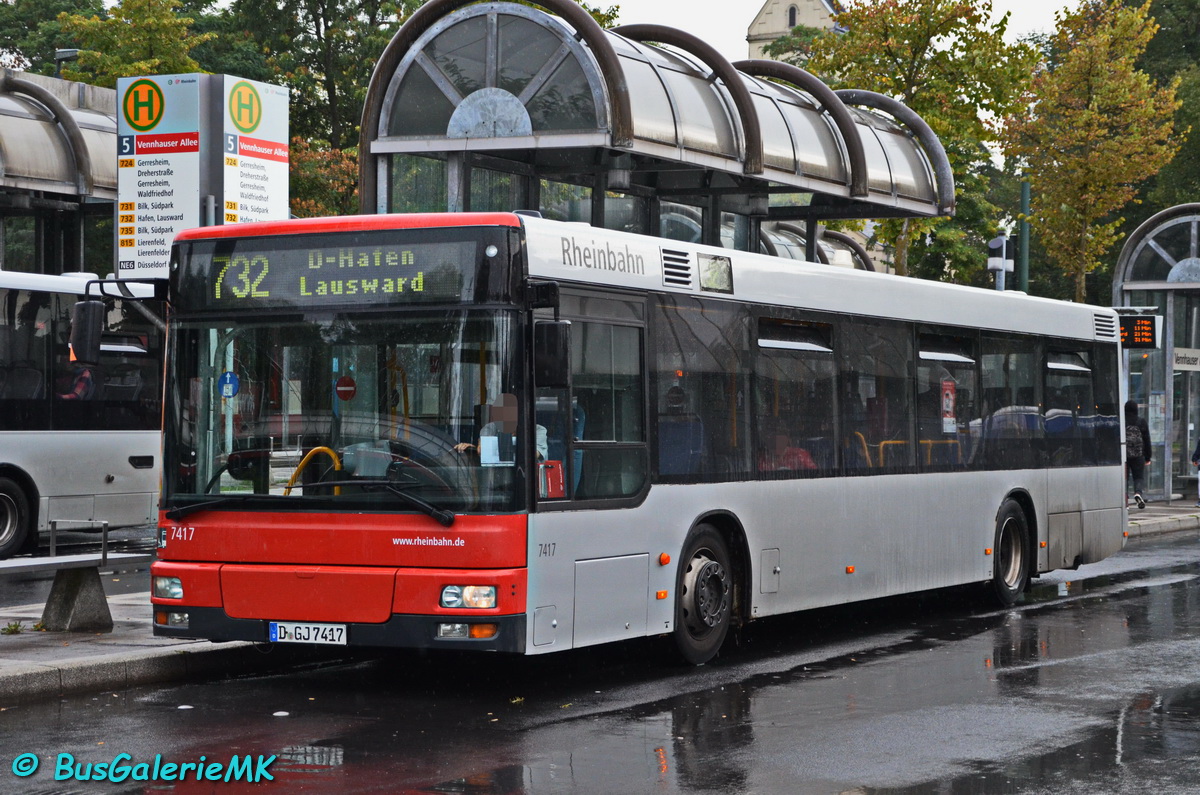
xmin=659 ymin=415 xmax=705 ymax=475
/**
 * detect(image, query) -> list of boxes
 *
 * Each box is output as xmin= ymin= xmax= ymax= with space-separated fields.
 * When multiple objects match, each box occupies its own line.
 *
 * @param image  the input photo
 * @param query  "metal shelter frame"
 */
xmin=358 ymin=0 xmax=954 ymax=263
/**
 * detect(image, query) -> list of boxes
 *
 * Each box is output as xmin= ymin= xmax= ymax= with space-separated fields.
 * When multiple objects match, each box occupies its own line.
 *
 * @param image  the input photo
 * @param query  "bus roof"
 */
xmin=0 ymin=271 xmax=157 ymax=299
xmin=521 ymin=215 xmax=1119 ymax=343
xmin=173 ymin=212 xmax=524 ymax=242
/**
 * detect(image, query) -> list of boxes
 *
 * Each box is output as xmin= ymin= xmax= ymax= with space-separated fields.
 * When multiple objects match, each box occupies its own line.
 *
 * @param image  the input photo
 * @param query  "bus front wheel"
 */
xmin=0 ymin=477 xmax=30 ymax=560
xmin=991 ymin=499 xmax=1030 ymax=606
xmin=673 ymin=524 xmax=733 ymax=665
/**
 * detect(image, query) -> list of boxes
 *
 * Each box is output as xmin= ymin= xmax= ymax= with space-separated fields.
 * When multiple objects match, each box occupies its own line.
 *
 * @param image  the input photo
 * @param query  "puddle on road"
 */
xmin=862 ymin=683 xmax=1200 ymax=795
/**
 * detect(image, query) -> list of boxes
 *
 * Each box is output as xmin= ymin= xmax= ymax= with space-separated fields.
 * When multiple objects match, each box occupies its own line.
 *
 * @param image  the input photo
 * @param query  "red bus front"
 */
xmin=151 ymin=214 xmax=541 ymax=652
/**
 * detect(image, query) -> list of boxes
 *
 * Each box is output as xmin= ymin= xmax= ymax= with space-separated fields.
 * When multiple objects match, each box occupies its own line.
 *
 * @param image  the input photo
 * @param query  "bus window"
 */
xmin=654 ymin=297 xmax=751 ymax=481
xmin=754 ymin=318 xmax=836 ymax=477
xmin=977 ymin=336 xmax=1042 ymax=469
xmin=1045 ymin=349 xmax=1095 ymax=467
xmin=570 ymin=319 xmax=646 ymax=500
xmin=916 ymin=331 xmax=977 ymax=471
xmin=839 ymin=319 xmax=915 ymax=472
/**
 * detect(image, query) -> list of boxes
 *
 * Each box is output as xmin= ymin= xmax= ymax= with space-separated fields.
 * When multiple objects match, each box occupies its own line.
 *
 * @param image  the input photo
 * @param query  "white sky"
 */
xmin=608 ymin=0 xmax=1078 ymax=62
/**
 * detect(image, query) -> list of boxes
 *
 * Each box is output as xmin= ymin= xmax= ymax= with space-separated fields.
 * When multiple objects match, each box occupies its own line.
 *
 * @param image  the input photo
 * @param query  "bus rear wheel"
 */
xmin=991 ymin=499 xmax=1030 ymax=607
xmin=673 ymin=524 xmax=733 ymax=665
xmin=0 ymin=477 xmax=30 ymax=560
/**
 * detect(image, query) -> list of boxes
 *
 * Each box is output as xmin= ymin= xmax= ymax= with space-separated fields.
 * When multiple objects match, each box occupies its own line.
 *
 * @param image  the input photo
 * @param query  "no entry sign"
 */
xmin=335 ymin=375 xmax=357 ymax=401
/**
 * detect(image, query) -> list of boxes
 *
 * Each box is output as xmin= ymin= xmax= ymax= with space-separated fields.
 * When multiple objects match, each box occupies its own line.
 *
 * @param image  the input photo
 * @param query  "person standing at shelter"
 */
xmin=1125 ymin=400 xmax=1151 ymax=509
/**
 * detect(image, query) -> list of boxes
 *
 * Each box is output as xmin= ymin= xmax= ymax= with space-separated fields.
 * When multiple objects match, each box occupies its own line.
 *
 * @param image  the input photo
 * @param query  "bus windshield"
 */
xmin=163 ymin=309 xmax=526 ymax=515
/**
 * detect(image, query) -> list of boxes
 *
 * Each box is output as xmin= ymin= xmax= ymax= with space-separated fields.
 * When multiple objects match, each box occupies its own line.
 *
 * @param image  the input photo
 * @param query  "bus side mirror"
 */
xmin=534 ymin=321 xmax=570 ymax=388
xmin=70 ymin=300 xmax=105 ymax=366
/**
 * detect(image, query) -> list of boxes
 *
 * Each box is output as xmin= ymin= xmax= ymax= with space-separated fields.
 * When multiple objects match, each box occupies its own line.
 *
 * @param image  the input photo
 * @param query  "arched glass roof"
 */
xmin=361 ymin=0 xmax=953 ymax=223
xmin=1115 ymin=204 xmax=1200 ymax=292
xmin=0 ymin=71 xmax=114 ymax=200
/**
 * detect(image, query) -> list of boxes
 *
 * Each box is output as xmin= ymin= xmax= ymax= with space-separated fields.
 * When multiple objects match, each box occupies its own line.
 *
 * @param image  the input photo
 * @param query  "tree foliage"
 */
xmin=56 ymin=0 xmax=215 ymax=87
xmin=1003 ymin=0 xmax=1180 ymax=302
xmin=798 ymin=0 xmax=1038 ymax=279
xmin=289 ymin=137 xmax=359 ymax=217
xmin=0 ymin=0 xmax=104 ymax=74
xmin=761 ymin=24 xmax=824 ymax=67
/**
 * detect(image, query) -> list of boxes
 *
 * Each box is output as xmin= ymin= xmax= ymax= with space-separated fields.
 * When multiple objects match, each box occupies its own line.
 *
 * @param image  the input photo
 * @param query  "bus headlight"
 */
xmin=440 ymin=585 xmax=496 ymax=609
xmin=153 ymin=576 xmax=184 ymax=599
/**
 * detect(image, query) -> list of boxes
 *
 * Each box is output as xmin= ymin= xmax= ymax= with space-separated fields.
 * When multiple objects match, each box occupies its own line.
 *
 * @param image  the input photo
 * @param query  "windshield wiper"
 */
xmin=164 ymin=494 xmax=277 ymax=521
xmin=306 ymin=479 xmax=456 ymax=527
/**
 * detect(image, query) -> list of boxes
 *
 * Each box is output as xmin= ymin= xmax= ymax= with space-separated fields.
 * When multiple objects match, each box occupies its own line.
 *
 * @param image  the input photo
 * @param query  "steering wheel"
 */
xmin=387 ymin=454 xmax=457 ymax=496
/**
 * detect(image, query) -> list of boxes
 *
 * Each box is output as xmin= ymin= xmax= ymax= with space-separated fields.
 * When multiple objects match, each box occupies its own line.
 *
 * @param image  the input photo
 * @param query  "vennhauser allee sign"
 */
xmin=1175 ymin=347 xmax=1200 ymax=371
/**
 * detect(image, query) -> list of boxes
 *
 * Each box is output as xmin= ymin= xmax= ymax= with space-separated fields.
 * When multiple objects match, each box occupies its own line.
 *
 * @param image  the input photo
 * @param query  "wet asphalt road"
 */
xmin=3 ymin=534 xmax=1200 ymax=794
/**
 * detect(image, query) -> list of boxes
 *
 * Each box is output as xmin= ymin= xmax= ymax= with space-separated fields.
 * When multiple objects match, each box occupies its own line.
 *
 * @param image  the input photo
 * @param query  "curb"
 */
xmin=0 ymin=640 xmax=351 ymax=704
xmin=1128 ymin=513 xmax=1200 ymax=539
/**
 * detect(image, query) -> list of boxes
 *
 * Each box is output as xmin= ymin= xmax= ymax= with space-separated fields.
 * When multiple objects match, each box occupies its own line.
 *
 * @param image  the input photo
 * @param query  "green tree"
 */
xmin=1003 ymin=0 xmax=1180 ymax=302
xmin=1127 ymin=0 xmax=1200 ymax=221
xmin=0 ymin=0 xmax=104 ymax=74
xmin=798 ymin=0 xmax=1038 ymax=279
xmin=56 ymin=0 xmax=215 ymax=87
xmin=762 ymin=24 xmax=824 ymax=66
xmin=226 ymin=0 xmax=414 ymax=150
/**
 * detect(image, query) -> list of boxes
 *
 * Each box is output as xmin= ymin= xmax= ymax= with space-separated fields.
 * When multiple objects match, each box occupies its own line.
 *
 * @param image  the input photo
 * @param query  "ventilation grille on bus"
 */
xmin=1093 ymin=313 xmax=1119 ymax=341
xmin=662 ymin=248 xmax=693 ymax=289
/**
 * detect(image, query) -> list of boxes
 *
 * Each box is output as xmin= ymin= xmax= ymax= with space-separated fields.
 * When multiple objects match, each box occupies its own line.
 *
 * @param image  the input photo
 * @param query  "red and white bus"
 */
xmin=150 ymin=212 xmax=1125 ymax=663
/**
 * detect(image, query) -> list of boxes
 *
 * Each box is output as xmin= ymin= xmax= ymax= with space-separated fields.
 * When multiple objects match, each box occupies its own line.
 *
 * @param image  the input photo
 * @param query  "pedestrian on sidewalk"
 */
xmin=1126 ymin=400 xmax=1151 ymax=509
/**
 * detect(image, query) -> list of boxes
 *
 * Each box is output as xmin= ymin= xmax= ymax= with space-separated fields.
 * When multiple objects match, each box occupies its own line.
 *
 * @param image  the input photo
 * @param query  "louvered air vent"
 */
xmin=1093 ymin=313 xmax=1118 ymax=341
xmin=662 ymin=248 xmax=693 ymax=289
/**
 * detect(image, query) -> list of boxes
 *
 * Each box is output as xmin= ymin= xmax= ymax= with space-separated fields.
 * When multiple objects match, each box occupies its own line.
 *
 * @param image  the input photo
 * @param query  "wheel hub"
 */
xmin=684 ymin=553 xmax=730 ymax=630
xmin=0 ymin=493 xmax=17 ymax=547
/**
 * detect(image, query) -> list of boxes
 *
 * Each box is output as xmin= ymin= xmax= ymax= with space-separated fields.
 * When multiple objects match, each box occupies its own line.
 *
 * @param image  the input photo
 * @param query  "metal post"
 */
xmin=1019 ymin=181 xmax=1031 ymax=292
xmin=50 ymin=520 xmax=57 ymax=557
xmin=100 ymin=521 xmax=109 ymax=566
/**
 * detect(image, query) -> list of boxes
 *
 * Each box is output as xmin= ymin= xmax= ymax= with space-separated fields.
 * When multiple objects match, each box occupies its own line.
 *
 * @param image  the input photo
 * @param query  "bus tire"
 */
xmin=673 ymin=524 xmax=733 ymax=665
xmin=0 ymin=477 xmax=30 ymax=560
xmin=991 ymin=499 xmax=1030 ymax=607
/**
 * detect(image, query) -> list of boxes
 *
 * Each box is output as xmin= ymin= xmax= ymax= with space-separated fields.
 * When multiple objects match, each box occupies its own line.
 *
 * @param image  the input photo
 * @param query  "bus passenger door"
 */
xmin=530 ymin=294 xmax=650 ymax=651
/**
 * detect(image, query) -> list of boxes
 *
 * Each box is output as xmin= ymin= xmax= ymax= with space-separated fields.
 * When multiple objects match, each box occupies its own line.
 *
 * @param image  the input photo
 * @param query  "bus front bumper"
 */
xmin=152 ymin=606 xmax=527 ymax=653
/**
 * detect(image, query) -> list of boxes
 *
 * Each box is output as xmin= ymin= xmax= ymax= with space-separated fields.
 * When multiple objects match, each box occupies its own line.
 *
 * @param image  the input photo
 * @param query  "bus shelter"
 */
xmin=358 ymin=0 xmax=954 ymax=265
xmin=0 ymin=69 xmax=116 ymax=275
xmin=1113 ymin=203 xmax=1200 ymax=502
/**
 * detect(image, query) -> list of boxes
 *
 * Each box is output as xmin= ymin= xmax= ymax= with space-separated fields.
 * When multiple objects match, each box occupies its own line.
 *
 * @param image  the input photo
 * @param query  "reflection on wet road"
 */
xmin=5 ymin=535 xmax=1200 ymax=794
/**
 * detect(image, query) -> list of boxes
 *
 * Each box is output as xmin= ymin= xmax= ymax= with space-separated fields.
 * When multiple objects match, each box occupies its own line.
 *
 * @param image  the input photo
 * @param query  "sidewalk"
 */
xmin=1126 ymin=498 xmax=1200 ymax=539
xmin=0 ymin=581 xmax=347 ymax=705
xmin=2 ymin=502 xmax=1198 ymax=705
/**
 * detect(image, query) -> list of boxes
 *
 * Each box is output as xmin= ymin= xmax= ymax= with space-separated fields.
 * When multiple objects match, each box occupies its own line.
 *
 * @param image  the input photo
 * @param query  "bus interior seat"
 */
xmin=3 ymin=366 xmax=43 ymax=399
xmin=101 ymin=365 xmax=144 ymax=401
xmin=658 ymin=413 xmax=705 ymax=475
xmin=806 ymin=437 xmax=834 ymax=469
xmin=845 ymin=431 xmax=871 ymax=468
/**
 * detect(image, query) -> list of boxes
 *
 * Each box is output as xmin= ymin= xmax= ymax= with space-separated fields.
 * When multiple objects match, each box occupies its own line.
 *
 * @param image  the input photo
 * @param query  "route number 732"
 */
xmin=214 ymin=254 xmax=270 ymax=299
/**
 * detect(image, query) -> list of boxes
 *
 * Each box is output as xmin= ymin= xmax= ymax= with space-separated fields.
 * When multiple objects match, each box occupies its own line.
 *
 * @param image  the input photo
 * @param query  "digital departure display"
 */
xmin=1119 ymin=315 xmax=1160 ymax=349
xmin=174 ymin=229 xmax=503 ymax=311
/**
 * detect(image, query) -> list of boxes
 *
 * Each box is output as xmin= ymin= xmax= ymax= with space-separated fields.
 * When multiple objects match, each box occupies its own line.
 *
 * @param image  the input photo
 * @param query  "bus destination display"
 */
xmin=1119 ymin=315 xmax=1160 ymax=349
xmin=197 ymin=238 xmax=477 ymax=309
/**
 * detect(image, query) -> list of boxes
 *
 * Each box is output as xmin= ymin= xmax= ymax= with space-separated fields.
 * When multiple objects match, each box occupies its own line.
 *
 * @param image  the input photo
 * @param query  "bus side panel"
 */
xmin=525 ymin=466 xmax=1123 ymax=651
xmin=17 ymin=430 xmax=160 ymax=531
xmin=1046 ymin=463 xmax=1126 ymax=568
